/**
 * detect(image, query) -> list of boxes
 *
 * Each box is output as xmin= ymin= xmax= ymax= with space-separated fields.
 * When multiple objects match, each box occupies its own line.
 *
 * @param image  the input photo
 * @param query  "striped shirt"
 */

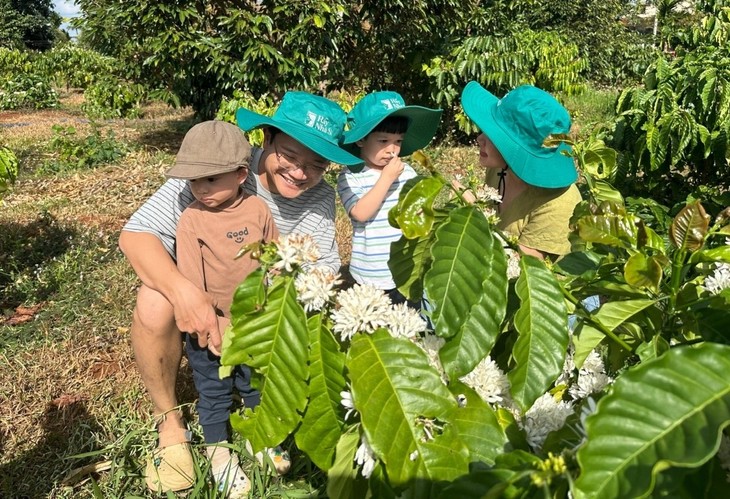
xmin=123 ymin=147 xmax=340 ymax=273
xmin=337 ymin=163 xmax=417 ymax=289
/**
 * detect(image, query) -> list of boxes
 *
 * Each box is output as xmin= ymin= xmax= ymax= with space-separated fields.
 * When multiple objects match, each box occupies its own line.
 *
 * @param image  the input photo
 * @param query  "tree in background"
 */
xmin=0 ymin=0 xmax=63 ymax=51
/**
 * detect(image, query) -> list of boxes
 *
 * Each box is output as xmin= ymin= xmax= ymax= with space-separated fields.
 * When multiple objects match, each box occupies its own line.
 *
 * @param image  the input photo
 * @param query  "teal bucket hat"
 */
xmin=341 ymin=91 xmax=442 ymax=157
xmin=461 ymin=81 xmax=577 ymax=189
xmin=236 ymin=91 xmax=363 ymax=166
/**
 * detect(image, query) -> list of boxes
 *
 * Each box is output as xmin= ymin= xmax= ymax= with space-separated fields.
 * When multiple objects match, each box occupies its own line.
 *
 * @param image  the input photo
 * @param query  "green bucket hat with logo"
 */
xmin=461 ymin=81 xmax=577 ymax=189
xmin=341 ymin=91 xmax=442 ymax=158
xmin=166 ymin=120 xmax=251 ymax=179
xmin=235 ymin=91 xmax=363 ymax=166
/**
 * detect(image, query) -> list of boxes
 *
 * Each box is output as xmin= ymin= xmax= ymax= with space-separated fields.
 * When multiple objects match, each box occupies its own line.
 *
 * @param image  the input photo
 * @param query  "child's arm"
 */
xmin=348 ymin=156 xmax=404 ymax=222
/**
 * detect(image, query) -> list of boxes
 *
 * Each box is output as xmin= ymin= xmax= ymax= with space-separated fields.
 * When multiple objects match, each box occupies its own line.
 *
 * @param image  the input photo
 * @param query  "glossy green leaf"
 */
xmin=577 ymin=214 xmax=638 ymax=249
xmin=225 ymin=276 xmax=309 ymax=451
xmin=347 ymin=330 xmax=468 ymax=487
xmin=425 ymin=207 xmax=505 ymax=342
xmin=393 ymin=176 xmax=445 ymax=239
xmin=508 ymin=255 xmax=569 ymax=412
xmin=230 ymin=267 xmax=266 ymax=321
xmin=591 ymin=298 xmax=657 ymax=330
xmin=689 ymin=246 xmax=730 ymax=265
xmin=327 ymin=429 xmax=368 ymax=499
xmin=572 ymin=323 xmax=606 ymax=369
xmin=438 ymin=215 xmax=508 ymax=378
xmin=575 ymin=343 xmax=730 ymax=499
xmin=670 ymin=201 xmax=710 ymax=251
xmin=448 ymin=382 xmax=508 ymax=466
xmin=624 ymin=253 xmax=663 ymax=292
xmin=295 ymin=314 xmax=346 ymax=470
xmin=390 ymin=233 xmax=431 ymax=303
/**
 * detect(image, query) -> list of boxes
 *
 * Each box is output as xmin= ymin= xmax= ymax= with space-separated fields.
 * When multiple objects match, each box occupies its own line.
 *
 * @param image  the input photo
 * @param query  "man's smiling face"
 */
xmin=259 ymin=129 xmax=329 ymax=198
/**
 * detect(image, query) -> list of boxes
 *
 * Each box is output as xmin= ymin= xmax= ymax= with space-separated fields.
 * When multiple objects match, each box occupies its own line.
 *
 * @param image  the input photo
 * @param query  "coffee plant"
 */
xmin=222 ymin=138 xmax=730 ymax=497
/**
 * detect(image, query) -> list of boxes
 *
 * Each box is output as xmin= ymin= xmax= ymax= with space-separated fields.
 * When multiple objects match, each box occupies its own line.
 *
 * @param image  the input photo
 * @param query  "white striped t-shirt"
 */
xmin=337 ymin=163 xmax=417 ymax=289
xmin=123 ymin=147 xmax=341 ymax=274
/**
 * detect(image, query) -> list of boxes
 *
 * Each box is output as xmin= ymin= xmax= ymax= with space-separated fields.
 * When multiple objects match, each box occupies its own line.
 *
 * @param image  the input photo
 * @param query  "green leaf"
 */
xmin=295 ymin=314 xmax=346 ymax=471
xmin=347 ymin=330 xmax=468 ymax=487
xmin=689 ymin=246 xmax=730 ymax=265
xmin=577 ymin=214 xmax=638 ymax=249
xmin=230 ymin=268 xmax=266 ymax=321
xmin=670 ymin=201 xmax=710 ymax=252
xmin=591 ymin=298 xmax=657 ymax=331
xmin=575 ymin=343 xmax=730 ymax=499
xmin=327 ymin=429 xmax=368 ymax=499
xmin=225 ymin=276 xmax=309 ymax=451
xmin=393 ymin=177 xmax=445 ymax=239
xmin=624 ymin=253 xmax=663 ymax=292
xmin=426 ymin=207 xmax=505 ymax=341
xmin=390 ymin=232 xmax=431 ymax=303
xmin=508 ymin=255 xmax=569 ymax=412
xmin=572 ymin=323 xmax=606 ymax=369
xmin=448 ymin=382 xmax=508 ymax=466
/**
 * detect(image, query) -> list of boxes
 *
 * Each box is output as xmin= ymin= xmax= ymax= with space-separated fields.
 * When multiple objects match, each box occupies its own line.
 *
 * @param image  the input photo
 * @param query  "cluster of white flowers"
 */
xmin=294 ymin=267 xmax=341 ymax=312
xmin=273 ymin=233 xmax=320 ymax=272
xmin=702 ymin=263 xmax=730 ymax=295
xmin=384 ymin=302 xmax=428 ymax=339
xmin=354 ymin=434 xmax=377 ymax=478
xmin=473 ymin=185 xmax=502 ymax=204
xmin=460 ymin=356 xmax=512 ymax=405
xmin=522 ymin=393 xmax=574 ymax=450
xmin=568 ymin=351 xmax=613 ymax=400
xmin=330 ymin=284 xmax=392 ymax=340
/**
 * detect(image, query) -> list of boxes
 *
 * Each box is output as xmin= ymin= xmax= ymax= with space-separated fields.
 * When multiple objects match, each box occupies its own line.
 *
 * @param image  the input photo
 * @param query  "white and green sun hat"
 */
xmin=341 ymin=91 xmax=442 ymax=157
xmin=236 ymin=91 xmax=363 ymax=166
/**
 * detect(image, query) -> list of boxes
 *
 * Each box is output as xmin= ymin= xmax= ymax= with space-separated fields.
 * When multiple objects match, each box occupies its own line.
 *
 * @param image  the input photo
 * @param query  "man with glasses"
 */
xmin=119 ymin=91 xmax=362 ymax=493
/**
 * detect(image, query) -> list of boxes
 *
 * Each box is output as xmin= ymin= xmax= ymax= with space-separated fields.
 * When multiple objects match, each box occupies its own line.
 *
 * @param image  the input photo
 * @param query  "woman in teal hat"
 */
xmin=459 ymin=81 xmax=582 ymax=259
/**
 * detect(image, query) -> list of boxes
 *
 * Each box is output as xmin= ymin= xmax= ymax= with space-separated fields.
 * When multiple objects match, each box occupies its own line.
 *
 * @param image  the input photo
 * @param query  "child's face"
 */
xmin=476 ymin=133 xmax=507 ymax=170
xmin=189 ymin=169 xmax=247 ymax=209
xmin=357 ymin=132 xmax=404 ymax=168
xmin=260 ymin=131 xmax=329 ymax=198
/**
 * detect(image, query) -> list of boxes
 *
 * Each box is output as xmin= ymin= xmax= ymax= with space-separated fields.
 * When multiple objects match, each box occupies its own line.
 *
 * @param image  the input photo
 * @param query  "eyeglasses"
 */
xmin=273 ymin=141 xmax=328 ymax=176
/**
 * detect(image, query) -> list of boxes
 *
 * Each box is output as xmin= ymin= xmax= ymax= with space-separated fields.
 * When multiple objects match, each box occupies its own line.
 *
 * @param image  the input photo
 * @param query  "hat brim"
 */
xmin=165 ymin=163 xmax=242 ymax=180
xmin=236 ymin=108 xmax=363 ymax=167
xmin=341 ymin=106 xmax=442 ymax=157
xmin=461 ymin=81 xmax=577 ymax=189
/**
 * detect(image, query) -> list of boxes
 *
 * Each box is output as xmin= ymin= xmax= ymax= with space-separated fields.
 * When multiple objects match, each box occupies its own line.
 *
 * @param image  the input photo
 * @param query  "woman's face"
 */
xmin=476 ymin=133 xmax=507 ymax=170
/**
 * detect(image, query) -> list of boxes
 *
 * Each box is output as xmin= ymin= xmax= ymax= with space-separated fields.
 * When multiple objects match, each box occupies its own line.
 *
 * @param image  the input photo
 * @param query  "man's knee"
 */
xmin=132 ymin=285 xmax=179 ymax=339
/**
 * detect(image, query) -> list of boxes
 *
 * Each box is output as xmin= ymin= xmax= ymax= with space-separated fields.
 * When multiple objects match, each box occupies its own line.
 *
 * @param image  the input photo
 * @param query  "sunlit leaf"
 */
xmin=624 ymin=253 xmax=663 ymax=292
xmin=392 ymin=177 xmax=445 ymax=239
xmin=508 ymin=256 xmax=569 ymax=412
xmin=670 ymin=201 xmax=710 ymax=251
xmin=575 ymin=343 xmax=730 ymax=499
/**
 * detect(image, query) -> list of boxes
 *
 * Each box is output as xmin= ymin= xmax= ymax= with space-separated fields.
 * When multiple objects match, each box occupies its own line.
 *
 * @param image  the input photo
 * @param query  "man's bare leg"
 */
xmin=131 ymin=284 xmax=186 ymax=444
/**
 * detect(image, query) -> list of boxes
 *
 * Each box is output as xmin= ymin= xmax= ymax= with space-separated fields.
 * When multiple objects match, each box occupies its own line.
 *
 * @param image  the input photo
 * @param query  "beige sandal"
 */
xmin=145 ymin=427 xmax=195 ymax=492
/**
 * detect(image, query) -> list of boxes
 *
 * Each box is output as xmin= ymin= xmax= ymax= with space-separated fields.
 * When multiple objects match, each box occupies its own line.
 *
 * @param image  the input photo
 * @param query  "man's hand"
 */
xmin=169 ymin=279 xmax=221 ymax=351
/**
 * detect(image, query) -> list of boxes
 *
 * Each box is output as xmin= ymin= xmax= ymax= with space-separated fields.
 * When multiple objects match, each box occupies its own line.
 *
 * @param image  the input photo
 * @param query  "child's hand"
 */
xmin=382 ymin=153 xmax=404 ymax=182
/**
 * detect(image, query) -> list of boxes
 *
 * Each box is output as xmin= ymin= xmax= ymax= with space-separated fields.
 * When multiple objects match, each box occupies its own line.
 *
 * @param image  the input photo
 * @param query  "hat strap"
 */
xmin=497 ymin=166 xmax=508 ymax=205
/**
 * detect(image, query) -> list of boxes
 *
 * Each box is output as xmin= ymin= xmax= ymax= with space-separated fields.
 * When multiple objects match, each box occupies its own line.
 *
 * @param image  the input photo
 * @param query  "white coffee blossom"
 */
xmin=460 ymin=356 xmax=511 ymax=405
xmin=273 ymin=233 xmax=320 ymax=272
xmin=569 ymin=351 xmax=613 ymax=400
xmin=505 ymin=248 xmax=521 ymax=280
xmin=414 ymin=333 xmax=446 ymax=379
xmin=523 ymin=393 xmax=574 ymax=450
xmin=295 ymin=267 xmax=341 ymax=312
xmin=330 ymin=284 xmax=391 ymax=341
xmin=354 ymin=434 xmax=377 ymax=478
xmin=385 ymin=302 xmax=427 ymax=339
xmin=474 ymin=185 xmax=503 ymax=204
xmin=702 ymin=263 xmax=730 ymax=295
xmin=555 ymin=345 xmax=576 ymax=387
xmin=340 ymin=390 xmax=357 ymax=420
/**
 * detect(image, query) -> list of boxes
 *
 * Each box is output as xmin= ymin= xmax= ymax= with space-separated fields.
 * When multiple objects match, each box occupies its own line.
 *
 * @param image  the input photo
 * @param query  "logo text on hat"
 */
xmin=305 ymin=111 xmax=336 ymax=137
xmin=381 ymin=98 xmax=403 ymax=110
